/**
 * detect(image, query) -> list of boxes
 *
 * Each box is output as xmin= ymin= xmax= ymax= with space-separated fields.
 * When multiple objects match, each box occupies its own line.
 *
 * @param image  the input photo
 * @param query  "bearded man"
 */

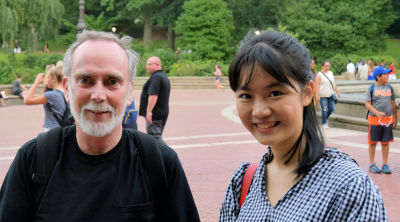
xmin=0 ymin=31 xmax=200 ymax=222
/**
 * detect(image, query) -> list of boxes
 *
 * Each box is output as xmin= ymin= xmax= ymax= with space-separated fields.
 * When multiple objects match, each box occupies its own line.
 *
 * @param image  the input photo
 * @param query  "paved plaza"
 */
xmin=1 ymin=90 xmax=399 ymax=221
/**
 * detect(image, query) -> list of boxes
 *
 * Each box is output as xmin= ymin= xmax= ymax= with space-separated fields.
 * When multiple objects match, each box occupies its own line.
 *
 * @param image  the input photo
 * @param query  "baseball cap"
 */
xmin=373 ymin=67 xmax=392 ymax=79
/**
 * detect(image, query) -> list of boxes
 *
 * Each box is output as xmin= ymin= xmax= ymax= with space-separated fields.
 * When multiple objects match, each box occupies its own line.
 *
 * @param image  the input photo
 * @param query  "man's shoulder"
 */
xmin=157 ymin=143 xmax=178 ymax=166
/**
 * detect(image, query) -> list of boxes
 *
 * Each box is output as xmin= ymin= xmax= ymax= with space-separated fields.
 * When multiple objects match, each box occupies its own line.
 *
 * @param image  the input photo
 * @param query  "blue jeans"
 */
xmin=320 ymin=97 xmax=335 ymax=124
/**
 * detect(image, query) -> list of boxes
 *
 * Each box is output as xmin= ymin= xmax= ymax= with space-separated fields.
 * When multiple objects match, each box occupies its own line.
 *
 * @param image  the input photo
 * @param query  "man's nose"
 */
xmin=91 ymin=81 xmax=106 ymax=102
xmin=252 ymin=99 xmax=272 ymax=119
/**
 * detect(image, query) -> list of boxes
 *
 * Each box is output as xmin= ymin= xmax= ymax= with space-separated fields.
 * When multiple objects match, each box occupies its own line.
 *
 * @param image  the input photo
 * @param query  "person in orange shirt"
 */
xmin=365 ymin=67 xmax=397 ymax=174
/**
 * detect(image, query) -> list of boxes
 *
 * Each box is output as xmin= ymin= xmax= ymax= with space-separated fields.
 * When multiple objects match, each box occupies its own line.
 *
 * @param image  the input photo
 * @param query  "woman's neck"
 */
xmin=269 ymin=135 xmax=307 ymax=169
xmin=51 ymin=83 xmax=64 ymax=91
xmin=322 ymin=70 xmax=329 ymax=74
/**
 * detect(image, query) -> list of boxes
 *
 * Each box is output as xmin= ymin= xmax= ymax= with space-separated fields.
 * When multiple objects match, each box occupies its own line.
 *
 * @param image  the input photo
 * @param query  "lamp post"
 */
xmin=112 ymin=27 xmax=116 ymax=33
xmin=255 ymin=30 xmax=261 ymax=35
xmin=76 ymin=0 xmax=87 ymax=33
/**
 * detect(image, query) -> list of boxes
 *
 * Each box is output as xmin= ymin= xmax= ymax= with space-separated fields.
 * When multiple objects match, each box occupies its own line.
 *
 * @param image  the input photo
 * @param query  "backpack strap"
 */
xmin=239 ymin=163 xmax=258 ymax=208
xmin=126 ymin=129 xmax=168 ymax=216
xmin=32 ymin=126 xmax=63 ymax=212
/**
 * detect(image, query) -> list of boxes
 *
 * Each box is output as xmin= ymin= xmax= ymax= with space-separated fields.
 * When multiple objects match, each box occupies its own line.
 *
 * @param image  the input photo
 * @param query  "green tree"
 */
xmin=281 ymin=0 xmax=395 ymax=59
xmin=0 ymin=0 xmax=64 ymax=51
xmin=225 ymin=0 xmax=286 ymax=46
xmin=175 ymin=0 xmax=235 ymax=61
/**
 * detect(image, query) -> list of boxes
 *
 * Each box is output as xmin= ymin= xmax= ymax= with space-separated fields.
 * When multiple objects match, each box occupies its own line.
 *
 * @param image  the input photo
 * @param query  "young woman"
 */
xmin=24 ymin=67 xmax=66 ymax=131
xmin=315 ymin=60 xmax=341 ymax=129
xmin=42 ymin=64 xmax=55 ymax=93
xmin=310 ymin=59 xmax=316 ymax=81
xmin=219 ymin=31 xmax=387 ymax=221
xmin=368 ymin=61 xmax=375 ymax=80
xmin=213 ymin=65 xmax=225 ymax=93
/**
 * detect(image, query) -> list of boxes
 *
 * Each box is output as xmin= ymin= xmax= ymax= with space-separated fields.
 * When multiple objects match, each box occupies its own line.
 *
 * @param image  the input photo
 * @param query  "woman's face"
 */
xmin=43 ymin=73 xmax=49 ymax=86
xmin=46 ymin=74 xmax=55 ymax=88
xmin=311 ymin=60 xmax=315 ymax=70
xmin=235 ymin=66 xmax=313 ymax=147
xmin=322 ymin=62 xmax=330 ymax=72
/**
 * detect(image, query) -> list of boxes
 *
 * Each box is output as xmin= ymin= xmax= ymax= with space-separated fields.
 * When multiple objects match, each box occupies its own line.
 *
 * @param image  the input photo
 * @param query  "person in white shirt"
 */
xmin=347 ymin=60 xmax=356 ymax=74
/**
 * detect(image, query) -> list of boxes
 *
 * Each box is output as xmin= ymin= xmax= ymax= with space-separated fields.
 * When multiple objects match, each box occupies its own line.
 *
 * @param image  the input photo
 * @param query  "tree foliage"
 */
xmin=225 ymin=0 xmax=286 ymax=46
xmin=281 ymin=0 xmax=395 ymax=59
xmin=175 ymin=0 xmax=235 ymax=61
xmin=0 ymin=0 xmax=64 ymax=50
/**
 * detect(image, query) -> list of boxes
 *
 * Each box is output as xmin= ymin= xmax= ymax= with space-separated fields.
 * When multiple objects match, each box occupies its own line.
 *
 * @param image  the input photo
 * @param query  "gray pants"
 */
xmin=146 ymin=119 xmax=167 ymax=145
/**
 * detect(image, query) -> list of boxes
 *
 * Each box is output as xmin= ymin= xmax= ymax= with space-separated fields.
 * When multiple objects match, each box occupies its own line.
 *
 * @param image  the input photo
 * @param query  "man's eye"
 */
xmin=239 ymin=94 xmax=252 ymax=99
xmin=80 ymin=78 xmax=89 ymax=83
xmin=269 ymin=91 xmax=283 ymax=97
xmin=110 ymin=80 xmax=118 ymax=85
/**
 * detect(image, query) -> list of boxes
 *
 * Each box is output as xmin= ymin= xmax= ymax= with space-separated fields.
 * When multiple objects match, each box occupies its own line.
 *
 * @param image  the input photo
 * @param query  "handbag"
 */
xmin=320 ymin=72 xmax=338 ymax=104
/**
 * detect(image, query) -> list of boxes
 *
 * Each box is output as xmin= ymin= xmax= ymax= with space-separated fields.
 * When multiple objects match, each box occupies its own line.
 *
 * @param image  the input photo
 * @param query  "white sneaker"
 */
xmin=323 ymin=124 xmax=329 ymax=129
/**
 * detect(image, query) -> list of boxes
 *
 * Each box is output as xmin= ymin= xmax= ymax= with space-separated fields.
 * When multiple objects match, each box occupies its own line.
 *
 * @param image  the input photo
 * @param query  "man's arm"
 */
xmin=20 ymin=83 xmax=28 ymax=91
xmin=146 ymin=95 xmax=158 ymax=124
xmin=158 ymin=145 xmax=200 ymax=221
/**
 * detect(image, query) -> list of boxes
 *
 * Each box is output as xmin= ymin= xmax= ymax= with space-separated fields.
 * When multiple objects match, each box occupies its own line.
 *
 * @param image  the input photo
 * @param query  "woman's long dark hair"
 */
xmin=229 ymin=31 xmax=325 ymax=177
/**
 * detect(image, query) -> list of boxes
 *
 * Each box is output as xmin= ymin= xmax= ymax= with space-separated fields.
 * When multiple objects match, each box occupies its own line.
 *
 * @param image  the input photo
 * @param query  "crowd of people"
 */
xmin=346 ymin=59 xmax=396 ymax=81
xmin=0 ymin=30 xmax=392 ymax=221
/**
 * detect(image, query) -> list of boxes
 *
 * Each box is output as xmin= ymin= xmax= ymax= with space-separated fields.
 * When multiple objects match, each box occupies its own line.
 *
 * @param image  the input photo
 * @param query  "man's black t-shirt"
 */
xmin=0 ymin=126 xmax=200 ymax=222
xmin=139 ymin=70 xmax=171 ymax=120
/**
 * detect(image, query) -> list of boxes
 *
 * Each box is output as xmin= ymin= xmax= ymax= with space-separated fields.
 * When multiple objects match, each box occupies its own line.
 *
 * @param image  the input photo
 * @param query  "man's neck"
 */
xmin=75 ymin=124 xmax=123 ymax=155
xmin=376 ymin=81 xmax=387 ymax=86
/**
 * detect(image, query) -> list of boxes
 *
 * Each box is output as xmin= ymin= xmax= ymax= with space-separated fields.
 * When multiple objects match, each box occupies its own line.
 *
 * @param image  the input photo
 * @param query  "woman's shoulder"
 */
xmin=314 ymin=148 xmax=367 ymax=181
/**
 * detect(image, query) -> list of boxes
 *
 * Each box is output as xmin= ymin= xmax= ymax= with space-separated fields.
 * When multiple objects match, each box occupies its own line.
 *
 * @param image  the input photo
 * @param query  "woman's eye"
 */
xmin=269 ymin=91 xmax=283 ymax=97
xmin=239 ymin=94 xmax=252 ymax=100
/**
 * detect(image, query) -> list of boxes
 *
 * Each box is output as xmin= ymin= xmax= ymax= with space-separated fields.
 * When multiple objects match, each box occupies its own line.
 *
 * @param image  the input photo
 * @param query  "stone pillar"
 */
xmin=76 ymin=0 xmax=87 ymax=33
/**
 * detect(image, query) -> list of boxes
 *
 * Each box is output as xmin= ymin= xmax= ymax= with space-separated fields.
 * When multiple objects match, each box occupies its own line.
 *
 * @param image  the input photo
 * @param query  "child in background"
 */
xmin=365 ymin=67 xmax=397 ymax=174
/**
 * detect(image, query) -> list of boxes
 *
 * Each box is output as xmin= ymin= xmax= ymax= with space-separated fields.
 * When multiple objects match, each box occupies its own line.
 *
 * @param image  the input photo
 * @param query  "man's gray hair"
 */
xmin=63 ymin=30 xmax=140 ymax=81
xmin=361 ymin=60 xmax=365 ymax=65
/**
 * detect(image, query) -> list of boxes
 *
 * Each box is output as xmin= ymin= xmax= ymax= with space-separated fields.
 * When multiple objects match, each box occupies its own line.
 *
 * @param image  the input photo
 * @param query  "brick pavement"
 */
xmin=0 ymin=89 xmax=399 ymax=221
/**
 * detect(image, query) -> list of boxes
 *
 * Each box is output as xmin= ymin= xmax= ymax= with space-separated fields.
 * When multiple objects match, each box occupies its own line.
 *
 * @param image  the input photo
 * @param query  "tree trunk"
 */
xmin=167 ymin=25 xmax=175 ymax=50
xmin=30 ymin=24 xmax=38 ymax=51
xmin=382 ymin=28 xmax=386 ymax=36
xmin=143 ymin=11 xmax=153 ymax=46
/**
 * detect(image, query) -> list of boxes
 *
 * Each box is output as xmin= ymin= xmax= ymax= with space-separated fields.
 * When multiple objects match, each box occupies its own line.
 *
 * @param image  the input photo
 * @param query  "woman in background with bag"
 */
xmin=315 ymin=60 xmax=341 ymax=129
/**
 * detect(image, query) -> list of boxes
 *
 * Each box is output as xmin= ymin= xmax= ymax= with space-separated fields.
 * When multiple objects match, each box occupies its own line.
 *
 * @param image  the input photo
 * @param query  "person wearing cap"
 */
xmin=365 ymin=66 xmax=396 ymax=174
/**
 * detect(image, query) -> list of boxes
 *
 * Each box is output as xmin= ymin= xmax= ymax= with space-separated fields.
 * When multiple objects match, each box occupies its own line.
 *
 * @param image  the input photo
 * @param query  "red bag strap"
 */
xmin=239 ymin=163 xmax=258 ymax=207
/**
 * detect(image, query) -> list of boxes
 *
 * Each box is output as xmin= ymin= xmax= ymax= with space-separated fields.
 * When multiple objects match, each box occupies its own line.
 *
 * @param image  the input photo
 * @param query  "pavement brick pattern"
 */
xmin=0 ymin=90 xmax=399 ymax=221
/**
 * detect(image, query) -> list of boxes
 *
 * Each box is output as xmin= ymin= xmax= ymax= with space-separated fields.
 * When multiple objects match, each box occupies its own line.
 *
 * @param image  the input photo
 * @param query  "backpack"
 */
xmin=31 ymin=127 xmax=168 ymax=218
xmin=47 ymin=90 xmax=75 ymax=127
xmin=365 ymin=84 xmax=394 ymax=119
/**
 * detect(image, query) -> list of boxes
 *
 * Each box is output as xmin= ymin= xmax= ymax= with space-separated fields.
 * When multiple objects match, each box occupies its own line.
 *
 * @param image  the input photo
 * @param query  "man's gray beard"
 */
xmin=68 ymin=83 xmax=129 ymax=137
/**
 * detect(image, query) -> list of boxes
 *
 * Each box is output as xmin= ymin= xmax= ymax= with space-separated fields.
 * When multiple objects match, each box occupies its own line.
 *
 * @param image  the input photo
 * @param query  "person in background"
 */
xmin=365 ymin=67 xmax=396 ymax=174
xmin=315 ymin=60 xmax=341 ymax=129
xmin=122 ymin=99 xmax=138 ymax=130
xmin=213 ymin=65 xmax=226 ymax=93
xmin=388 ymin=62 xmax=395 ymax=80
xmin=368 ymin=61 xmax=376 ymax=80
xmin=23 ymin=67 xmax=66 ymax=131
xmin=56 ymin=60 xmax=64 ymax=68
xmin=346 ymin=60 xmax=356 ymax=76
xmin=139 ymin=56 xmax=171 ymax=145
xmin=44 ymin=41 xmax=50 ymax=53
xmin=12 ymin=74 xmax=28 ymax=98
xmin=310 ymin=59 xmax=316 ymax=81
xmin=357 ymin=60 xmax=369 ymax=80
xmin=43 ymin=64 xmax=55 ymax=93
xmin=374 ymin=61 xmax=379 ymax=68
xmin=0 ymin=90 xmax=8 ymax=107
xmin=380 ymin=59 xmax=386 ymax=68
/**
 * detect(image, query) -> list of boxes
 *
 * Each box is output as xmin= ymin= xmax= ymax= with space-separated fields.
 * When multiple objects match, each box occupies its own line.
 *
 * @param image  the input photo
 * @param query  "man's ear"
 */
xmin=62 ymin=77 xmax=70 ymax=103
xmin=303 ymin=80 xmax=315 ymax=107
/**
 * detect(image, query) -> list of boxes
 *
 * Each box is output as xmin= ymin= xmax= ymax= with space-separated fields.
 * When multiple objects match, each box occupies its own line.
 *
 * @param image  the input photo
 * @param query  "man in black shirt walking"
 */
xmin=0 ymin=31 xmax=199 ymax=222
xmin=139 ymin=57 xmax=171 ymax=145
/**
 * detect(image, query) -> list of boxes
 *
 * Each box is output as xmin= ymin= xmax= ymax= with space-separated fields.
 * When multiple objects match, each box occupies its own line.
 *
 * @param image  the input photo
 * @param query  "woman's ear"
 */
xmin=303 ymin=80 xmax=315 ymax=107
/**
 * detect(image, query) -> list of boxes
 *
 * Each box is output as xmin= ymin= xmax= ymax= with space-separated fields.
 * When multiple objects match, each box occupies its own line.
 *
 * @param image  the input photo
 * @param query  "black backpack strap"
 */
xmin=126 ymin=129 xmax=168 ymax=216
xmin=32 ymin=126 xmax=63 ymax=212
